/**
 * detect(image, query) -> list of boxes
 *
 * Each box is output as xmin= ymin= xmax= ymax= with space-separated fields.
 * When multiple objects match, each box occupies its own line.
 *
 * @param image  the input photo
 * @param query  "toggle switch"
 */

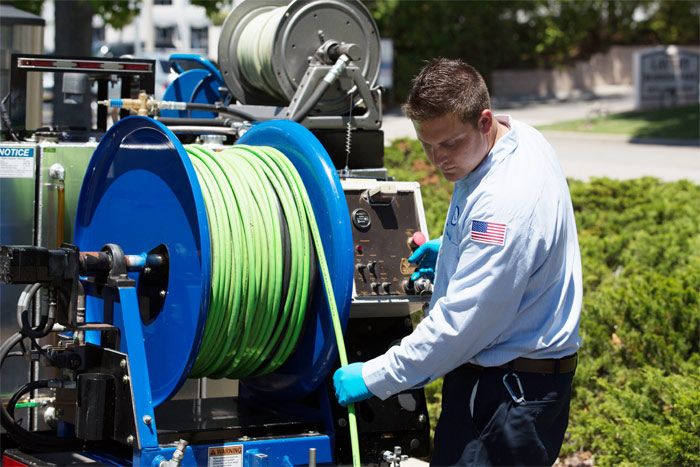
xmin=366 ymin=183 xmax=397 ymax=205
xmin=367 ymin=261 xmax=378 ymax=276
xmin=356 ymin=263 xmax=367 ymax=282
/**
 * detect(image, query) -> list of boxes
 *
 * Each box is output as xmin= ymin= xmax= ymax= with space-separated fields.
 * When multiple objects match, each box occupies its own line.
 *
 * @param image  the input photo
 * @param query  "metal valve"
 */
xmin=413 ymin=277 xmax=433 ymax=295
xmin=159 ymin=439 xmax=188 ymax=467
xmin=382 ymin=445 xmax=408 ymax=467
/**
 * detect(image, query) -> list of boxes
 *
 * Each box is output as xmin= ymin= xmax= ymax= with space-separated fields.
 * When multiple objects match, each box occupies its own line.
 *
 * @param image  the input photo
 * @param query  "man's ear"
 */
xmin=478 ymin=109 xmax=493 ymax=135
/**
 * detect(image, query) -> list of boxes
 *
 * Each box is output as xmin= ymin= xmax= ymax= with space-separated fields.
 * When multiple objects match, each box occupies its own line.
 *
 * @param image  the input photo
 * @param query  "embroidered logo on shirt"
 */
xmin=449 ymin=205 xmax=460 ymax=226
xmin=470 ymin=220 xmax=506 ymax=246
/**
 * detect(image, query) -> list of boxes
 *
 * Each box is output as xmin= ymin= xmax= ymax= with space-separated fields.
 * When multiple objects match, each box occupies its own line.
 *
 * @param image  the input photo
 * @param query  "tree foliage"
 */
xmin=384 ymin=138 xmax=700 ymax=464
xmin=5 ymin=0 xmax=141 ymax=29
xmin=190 ymin=0 xmax=229 ymax=18
xmin=367 ymin=0 xmax=700 ymax=100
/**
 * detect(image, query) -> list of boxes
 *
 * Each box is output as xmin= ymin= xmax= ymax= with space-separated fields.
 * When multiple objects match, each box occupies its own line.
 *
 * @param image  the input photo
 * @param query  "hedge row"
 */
xmin=385 ymin=138 xmax=700 ymax=465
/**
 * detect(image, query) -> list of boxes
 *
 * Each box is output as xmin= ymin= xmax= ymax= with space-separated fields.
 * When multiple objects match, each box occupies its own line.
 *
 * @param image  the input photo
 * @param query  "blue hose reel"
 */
xmin=75 ymin=117 xmax=354 ymax=405
xmin=162 ymin=54 xmax=226 ymax=119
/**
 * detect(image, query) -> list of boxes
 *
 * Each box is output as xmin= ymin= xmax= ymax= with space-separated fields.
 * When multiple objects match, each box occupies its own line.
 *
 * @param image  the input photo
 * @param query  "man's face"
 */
xmin=413 ymin=112 xmax=492 ymax=182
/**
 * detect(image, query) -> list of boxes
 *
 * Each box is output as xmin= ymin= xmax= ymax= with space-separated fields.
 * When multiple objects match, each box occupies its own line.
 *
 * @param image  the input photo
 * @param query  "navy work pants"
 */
xmin=430 ymin=363 xmax=575 ymax=466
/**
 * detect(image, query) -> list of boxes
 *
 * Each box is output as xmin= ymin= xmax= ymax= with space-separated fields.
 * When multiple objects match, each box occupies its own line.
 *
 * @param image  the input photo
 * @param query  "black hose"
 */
xmin=157 ymin=117 xmax=231 ymax=127
xmin=291 ymin=79 xmax=331 ymax=123
xmin=184 ymin=103 xmax=261 ymax=121
xmin=16 ymin=284 xmax=55 ymax=339
xmin=0 ymin=332 xmax=82 ymax=451
xmin=7 ymin=380 xmax=48 ymax=420
xmin=20 ymin=310 xmax=50 ymax=339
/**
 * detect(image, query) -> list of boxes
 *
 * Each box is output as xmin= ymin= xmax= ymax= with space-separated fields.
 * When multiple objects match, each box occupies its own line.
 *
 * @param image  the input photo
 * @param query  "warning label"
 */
xmin=208 ymin=444 xmax=243 ymax=467
xmin=0 ymin=147 xmax=35 ymax=179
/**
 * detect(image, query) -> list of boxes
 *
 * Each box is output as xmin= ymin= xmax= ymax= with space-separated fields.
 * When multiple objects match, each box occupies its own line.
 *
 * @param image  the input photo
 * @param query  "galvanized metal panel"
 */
xmin=37 ymin=143 xmax=97 ymax=249
xmin=0 ymin=142 xmax=37 ymax=425
xmin=33 ymin=143 xmax=97 ymax=421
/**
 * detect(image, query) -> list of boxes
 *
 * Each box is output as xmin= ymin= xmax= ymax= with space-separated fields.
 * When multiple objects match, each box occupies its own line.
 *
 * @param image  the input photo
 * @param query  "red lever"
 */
xmin=408 ymin=231 xmax=427 ymax=251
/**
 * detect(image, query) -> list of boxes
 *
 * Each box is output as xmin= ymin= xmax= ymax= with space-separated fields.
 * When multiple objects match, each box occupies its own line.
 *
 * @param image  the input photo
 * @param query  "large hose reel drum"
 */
xmin=75 ymin=117 xmax=354 ymax=404
xmin=218 ymin=0 xmax=381 ymax=115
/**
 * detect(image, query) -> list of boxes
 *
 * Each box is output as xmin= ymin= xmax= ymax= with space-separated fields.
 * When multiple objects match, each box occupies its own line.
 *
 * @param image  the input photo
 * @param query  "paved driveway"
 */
xmin=543 ymin=131 xmax=700 ymax=183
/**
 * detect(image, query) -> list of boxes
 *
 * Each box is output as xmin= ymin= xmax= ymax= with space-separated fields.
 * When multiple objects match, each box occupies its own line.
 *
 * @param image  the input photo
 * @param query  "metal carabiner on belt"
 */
xmin=503 ymin=372 xmax=526 ymax=405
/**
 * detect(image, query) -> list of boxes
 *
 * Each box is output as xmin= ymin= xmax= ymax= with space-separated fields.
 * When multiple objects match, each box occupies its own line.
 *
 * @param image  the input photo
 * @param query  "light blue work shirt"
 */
xmin=363 ymin=115 xmax=582 ymax=399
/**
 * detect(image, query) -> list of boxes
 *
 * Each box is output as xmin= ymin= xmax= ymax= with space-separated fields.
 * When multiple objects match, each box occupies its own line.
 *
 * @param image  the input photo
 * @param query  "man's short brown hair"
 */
xmin=402 ymin=58 xmax=491 ymax=126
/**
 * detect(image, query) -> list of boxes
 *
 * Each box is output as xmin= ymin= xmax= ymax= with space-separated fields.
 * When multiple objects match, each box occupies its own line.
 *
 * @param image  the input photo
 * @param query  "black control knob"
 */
xmin=381 ymin=282 xmax=392 ymax=294
xmin=370 ymin=282 xmax=380 ymax=294
xmin=402 ymin=279 xmax=415 ymax=295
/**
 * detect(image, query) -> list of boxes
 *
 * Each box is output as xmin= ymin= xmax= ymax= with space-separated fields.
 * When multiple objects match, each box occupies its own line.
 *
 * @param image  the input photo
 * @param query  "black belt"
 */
xmin=464 ymin=353 xmax=578 ymax=374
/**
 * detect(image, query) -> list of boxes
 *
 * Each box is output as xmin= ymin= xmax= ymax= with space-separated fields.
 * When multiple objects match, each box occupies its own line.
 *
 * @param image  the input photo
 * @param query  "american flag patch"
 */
xmin=470 ymin=220 xmax=507 ymax=246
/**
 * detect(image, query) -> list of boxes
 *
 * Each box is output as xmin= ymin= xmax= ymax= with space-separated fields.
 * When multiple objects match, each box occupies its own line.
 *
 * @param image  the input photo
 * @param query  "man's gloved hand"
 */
xmin=408 ymin=236 xmax=442 ymax=281
xmin=333 ymin=362 xmax=372 ymax=406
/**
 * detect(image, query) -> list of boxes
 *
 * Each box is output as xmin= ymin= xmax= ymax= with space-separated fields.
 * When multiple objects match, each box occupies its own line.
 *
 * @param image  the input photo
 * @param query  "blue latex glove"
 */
xmin=333 ymin=362 xmax=372 ymax=406
xmin=407 ymin=236 xmax=442 ymax=281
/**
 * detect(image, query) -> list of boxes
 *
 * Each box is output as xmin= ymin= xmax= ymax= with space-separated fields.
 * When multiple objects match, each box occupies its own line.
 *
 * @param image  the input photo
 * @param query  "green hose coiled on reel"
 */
xmin=184 ymin=143 xmax=361 ymax=466
xmin=186 ymin=144 xmax=311 ymax=379
xmin=237 ymin=7 xmax=287 ymax=100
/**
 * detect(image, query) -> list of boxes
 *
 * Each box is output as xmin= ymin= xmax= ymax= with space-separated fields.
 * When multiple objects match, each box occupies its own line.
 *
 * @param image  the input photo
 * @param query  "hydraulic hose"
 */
xmin=16 ymin=283 xmax=41 ymax=328
xmin=7 ymin=380 xmax=49 ymax=421
xmin=16 ymin=283 xmax=53 ymax=339
xmin=291 ymin=79 xmax=332 ymax=123
xmin=156 ymin=117 xmax=231 ymax=127
xmin=183 ymin=103 xmax=260 ymax=121
xmin=167 ymin=126 xmax=237 ymax=135
xmin=185 ymin=143 xmax=361 ymax=466
xmin=291 ymin=55 xmax=351 ymax=123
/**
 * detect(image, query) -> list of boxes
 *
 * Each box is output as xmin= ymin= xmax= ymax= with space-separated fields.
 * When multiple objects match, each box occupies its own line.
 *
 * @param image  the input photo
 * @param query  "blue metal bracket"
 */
xmin=117 ymin=286 xmax=160 ymax=454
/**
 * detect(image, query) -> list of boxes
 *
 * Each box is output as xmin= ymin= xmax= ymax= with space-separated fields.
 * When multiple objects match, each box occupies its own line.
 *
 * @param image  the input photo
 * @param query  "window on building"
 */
xmin=92 ymin=26 xmax=105 ymax=45
xmin=191 ymin=27 xmax=208 ymax=51
xmin=155 ymin=26 xmax=176 ymax=49
xmin=154 ymin=0 xmax=172 ymax=5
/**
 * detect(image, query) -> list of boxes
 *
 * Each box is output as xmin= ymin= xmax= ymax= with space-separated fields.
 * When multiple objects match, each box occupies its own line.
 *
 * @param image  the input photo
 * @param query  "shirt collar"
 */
xmin=458 ymin=114 xmax=518 ymax=188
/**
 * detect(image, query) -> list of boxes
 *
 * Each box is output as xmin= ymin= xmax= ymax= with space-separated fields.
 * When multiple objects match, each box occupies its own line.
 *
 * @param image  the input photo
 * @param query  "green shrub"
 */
xmin=385 ymin=140 xmax=700 ymax=464
xmin=568 ymin=367 xmax=700 ymax=466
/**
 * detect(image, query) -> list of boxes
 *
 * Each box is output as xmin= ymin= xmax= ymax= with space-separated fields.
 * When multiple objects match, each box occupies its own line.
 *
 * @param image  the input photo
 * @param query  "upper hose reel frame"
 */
xmin=218 ymin=0 xmax=381 ymax=117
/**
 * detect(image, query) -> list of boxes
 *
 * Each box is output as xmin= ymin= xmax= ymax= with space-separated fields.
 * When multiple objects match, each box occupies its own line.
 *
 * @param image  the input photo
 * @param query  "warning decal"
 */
xmin=208 ymin=444 xmax=243 ymax=467
xmin=0 ymin=147 xmax=35 ymax=179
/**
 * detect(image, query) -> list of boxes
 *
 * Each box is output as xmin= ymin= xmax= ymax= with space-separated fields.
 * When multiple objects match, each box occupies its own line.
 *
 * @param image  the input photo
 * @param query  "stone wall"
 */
xmin=491 ymin=45 xmax=700 ymax=101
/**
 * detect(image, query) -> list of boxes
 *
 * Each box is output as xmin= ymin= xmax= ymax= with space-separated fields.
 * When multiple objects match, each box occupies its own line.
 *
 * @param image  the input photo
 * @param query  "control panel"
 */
xmin=342 ymin=179 xmax=432 ymax=315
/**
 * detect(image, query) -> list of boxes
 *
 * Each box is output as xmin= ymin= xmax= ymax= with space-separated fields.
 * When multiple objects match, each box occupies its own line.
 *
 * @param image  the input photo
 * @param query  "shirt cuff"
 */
xmin=362 ymin=353 xmax=401 ymax=400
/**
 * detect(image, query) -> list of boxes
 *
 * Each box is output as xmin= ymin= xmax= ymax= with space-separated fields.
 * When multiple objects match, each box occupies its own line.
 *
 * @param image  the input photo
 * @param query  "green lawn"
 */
xmin=539 ymin=104 xmax=700 ymax=140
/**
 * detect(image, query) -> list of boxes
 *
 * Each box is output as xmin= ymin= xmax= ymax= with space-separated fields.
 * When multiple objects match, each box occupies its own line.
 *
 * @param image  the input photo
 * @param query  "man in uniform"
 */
xmin=334 ymin=58 xmax=582 ymax=466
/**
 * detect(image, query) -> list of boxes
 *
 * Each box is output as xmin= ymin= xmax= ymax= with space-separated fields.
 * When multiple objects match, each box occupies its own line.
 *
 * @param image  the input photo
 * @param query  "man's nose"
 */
xmin=431 ymin=147 xmax=447 ymax=165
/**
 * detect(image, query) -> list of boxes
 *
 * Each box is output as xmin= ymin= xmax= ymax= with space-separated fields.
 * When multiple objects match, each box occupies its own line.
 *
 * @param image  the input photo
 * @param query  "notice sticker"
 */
xmin=208 ymin=444 xmax=243 ymax=467
xmin=0 ymin=147 xmax=35 ymax=179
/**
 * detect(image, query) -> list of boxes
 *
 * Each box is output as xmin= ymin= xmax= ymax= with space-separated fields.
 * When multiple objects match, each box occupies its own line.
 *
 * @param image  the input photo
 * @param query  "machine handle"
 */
xmin=168 ymin=54 xmax=223 ymax=81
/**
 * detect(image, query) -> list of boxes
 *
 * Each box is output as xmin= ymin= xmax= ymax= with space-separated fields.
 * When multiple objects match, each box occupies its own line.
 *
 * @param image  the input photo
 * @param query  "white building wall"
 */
xmin=42 ymin=0 xmax=216 ymax=58
xmin=41 ymin=0 xmax=54 ymax=53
